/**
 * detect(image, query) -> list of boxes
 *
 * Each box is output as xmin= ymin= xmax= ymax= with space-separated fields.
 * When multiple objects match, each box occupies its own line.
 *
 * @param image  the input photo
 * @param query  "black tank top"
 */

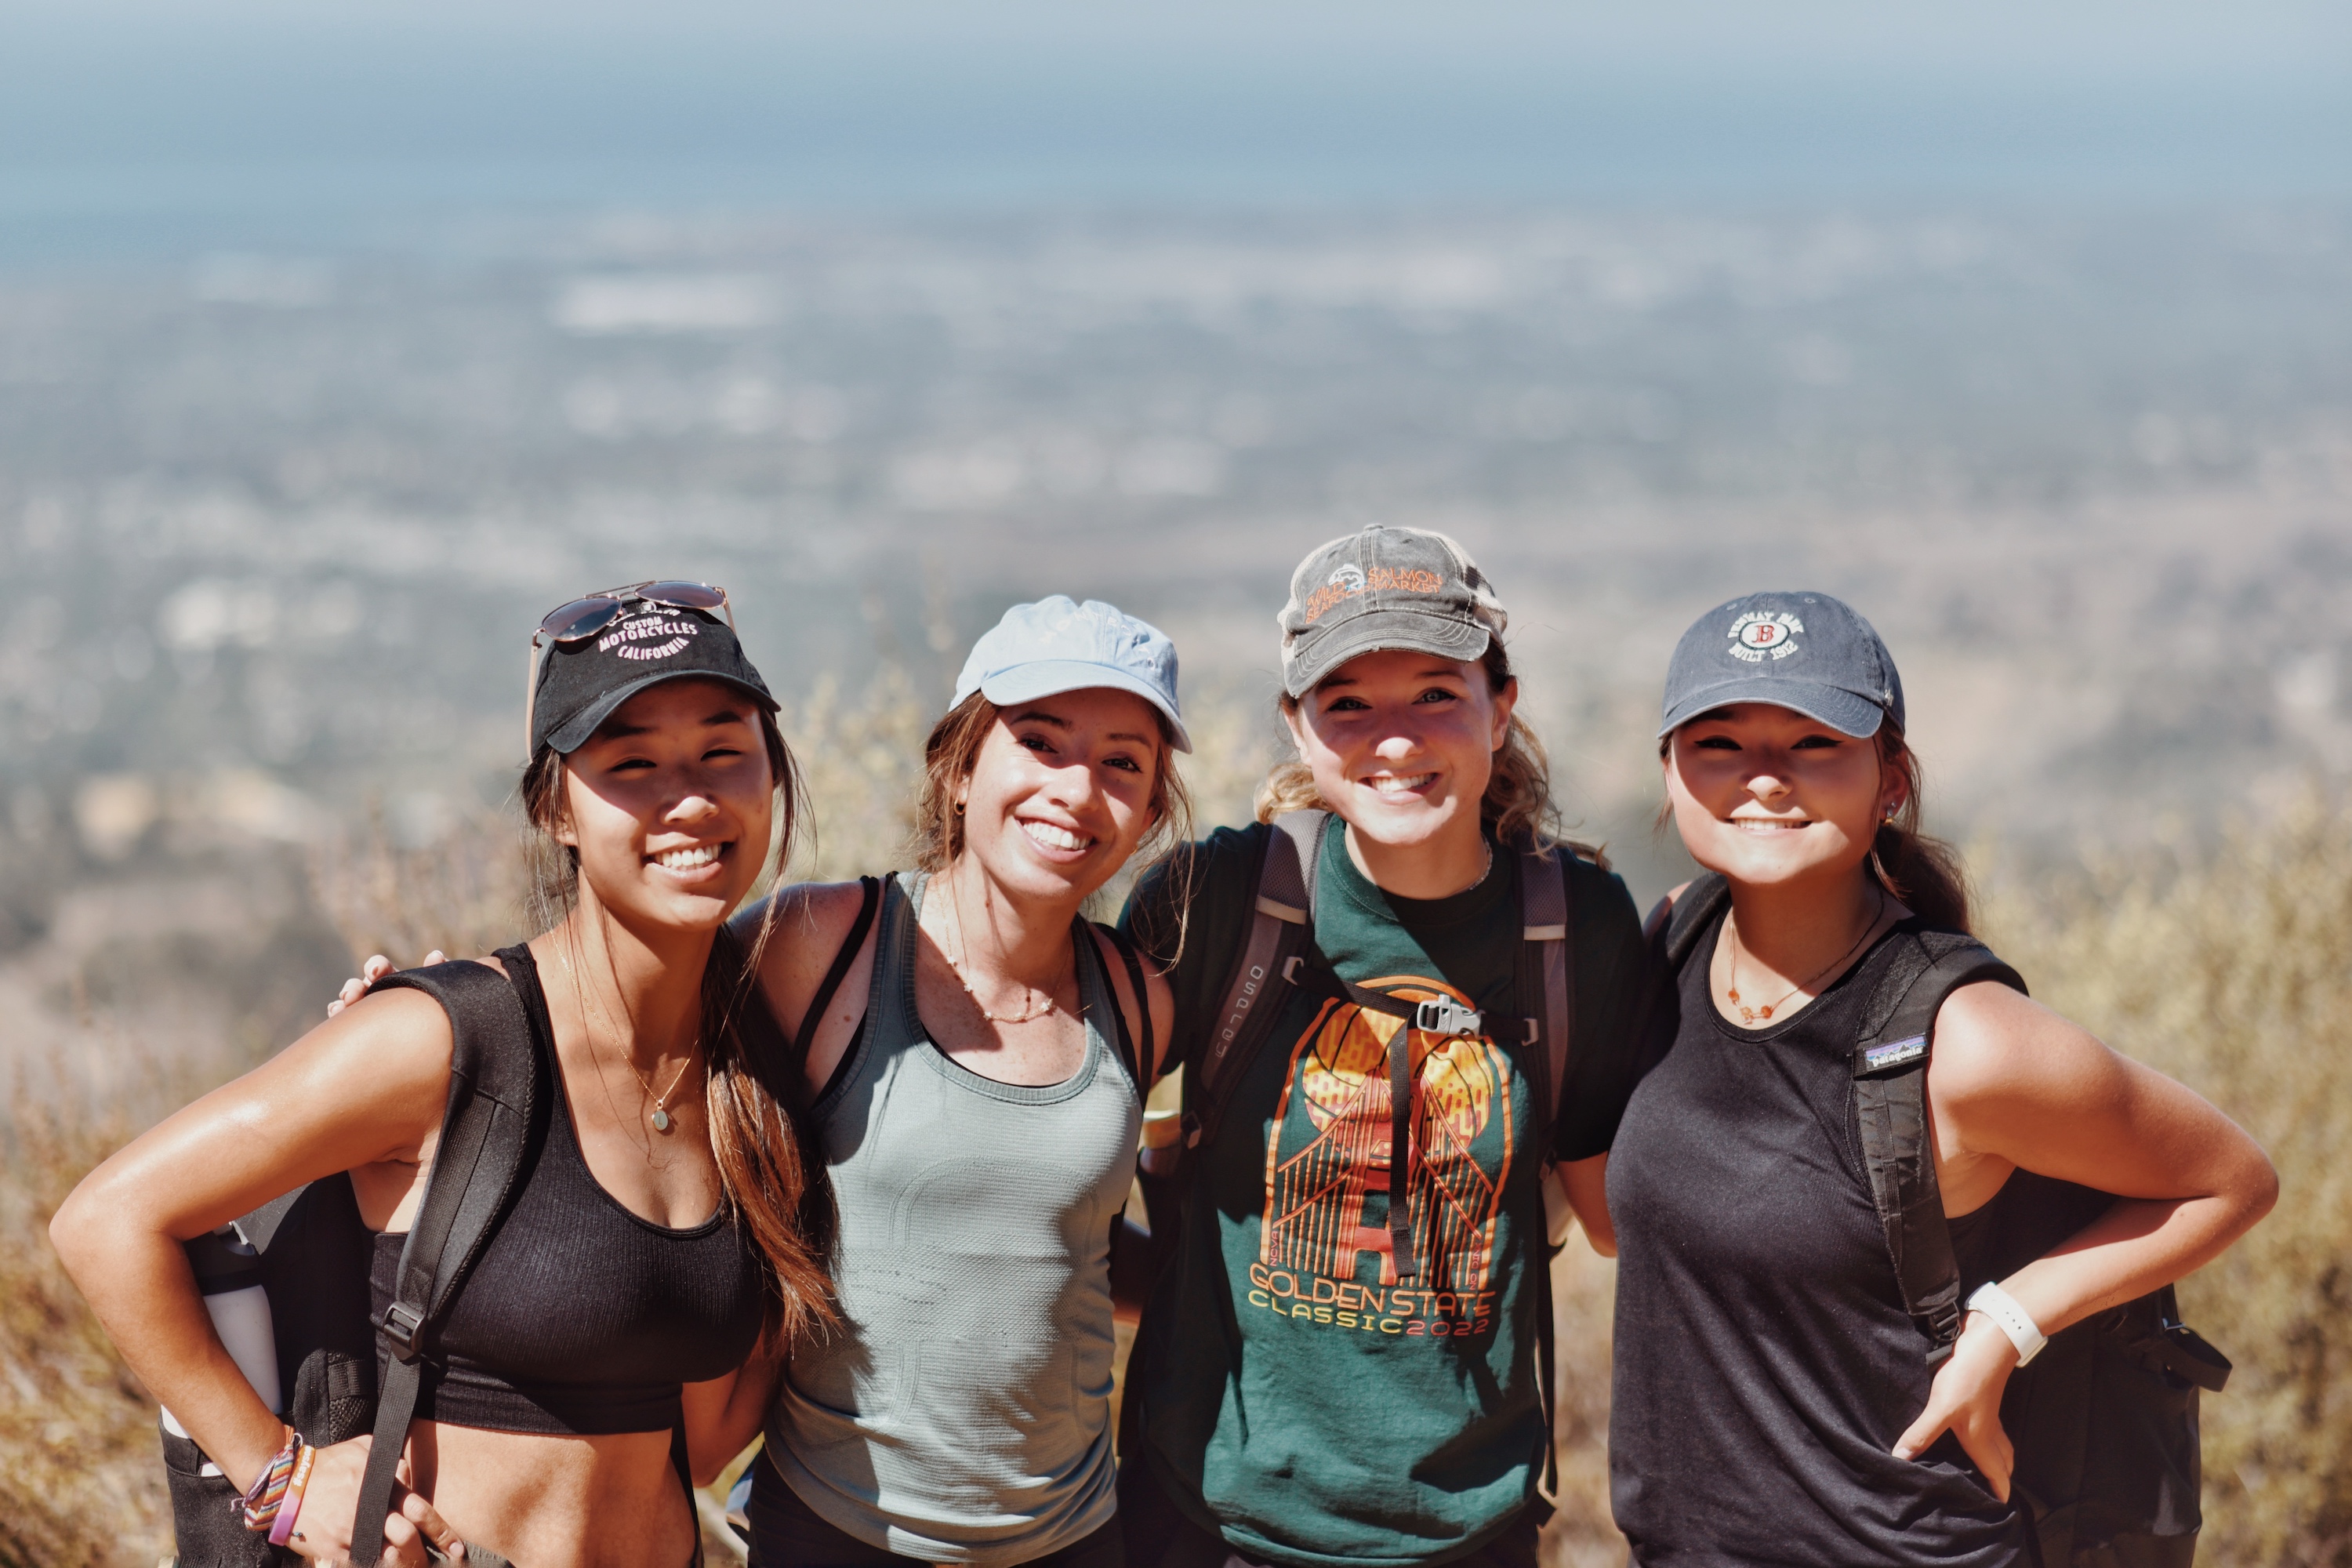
xmin=371 ymin=945 xmax=767 ymax=1436
xmin=1607 ymin=912 xmax=2108 ymax=1568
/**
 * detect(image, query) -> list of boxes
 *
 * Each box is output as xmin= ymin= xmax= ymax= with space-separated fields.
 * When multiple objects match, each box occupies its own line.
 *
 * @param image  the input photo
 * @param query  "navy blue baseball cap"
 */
xmin=1657 ymin=591 xmax=1904 ymax=739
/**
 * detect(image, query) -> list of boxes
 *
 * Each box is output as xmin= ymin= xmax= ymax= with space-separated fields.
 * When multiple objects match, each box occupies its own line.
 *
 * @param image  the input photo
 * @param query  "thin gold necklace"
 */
xmin=943 ymin=875 xmax=1065 ymax=1025
xmin=557 ymin=938 xmax=700 ymax=1134
xmin=1725 ymin=891 xmax=1886 ymax=1025
xmin=622 ymin=1041 xmax=699 ymax=1134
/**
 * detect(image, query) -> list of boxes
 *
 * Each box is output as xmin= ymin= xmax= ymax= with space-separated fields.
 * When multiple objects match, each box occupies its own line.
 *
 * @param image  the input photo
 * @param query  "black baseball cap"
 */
xmin=1657 ymin=591 xmax=1904 ymax=739
xmin=530 ymin=601 xmax=779 ymax=757
xmin=1276 ymin=525 xmax=1509 ymax=698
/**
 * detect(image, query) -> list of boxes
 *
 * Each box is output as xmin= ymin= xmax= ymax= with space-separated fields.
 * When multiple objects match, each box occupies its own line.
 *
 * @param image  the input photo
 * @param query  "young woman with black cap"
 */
xmin=1112 ymin=527 xmax=1654 ymax=1568
xmin=716 ymin=596 xmax=1189 ymax=1568
xmin=1608 ymin=591 xmax=2276 ymax=1566
xmin=55 ymin=583 xmax=828 ymax=1567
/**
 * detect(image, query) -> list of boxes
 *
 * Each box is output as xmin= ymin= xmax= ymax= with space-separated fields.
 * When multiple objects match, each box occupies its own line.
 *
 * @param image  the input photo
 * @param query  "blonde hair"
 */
xmin=1258 ymin=641 xmax=1604 ymax=862
xmin=912 ymin=691 xmax=1194 ymax=877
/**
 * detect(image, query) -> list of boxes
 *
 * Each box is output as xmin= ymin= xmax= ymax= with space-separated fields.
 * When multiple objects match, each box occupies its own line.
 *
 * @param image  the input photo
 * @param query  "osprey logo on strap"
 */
xmin=1860 ymin=1033 xmax=1928 ymax=1074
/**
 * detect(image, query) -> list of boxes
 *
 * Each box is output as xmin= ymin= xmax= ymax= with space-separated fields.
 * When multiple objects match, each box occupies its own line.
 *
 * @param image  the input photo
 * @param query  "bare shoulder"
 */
xmin=1929 ymin=979 xmax=2121 ymax=1110
xmin=738 ymin=878 xmax=881 ymax=1025
xmin=757 ymin=880 xmax=874 ymax=966
xmin=294 ymin=983 xmax=459 ymax=1112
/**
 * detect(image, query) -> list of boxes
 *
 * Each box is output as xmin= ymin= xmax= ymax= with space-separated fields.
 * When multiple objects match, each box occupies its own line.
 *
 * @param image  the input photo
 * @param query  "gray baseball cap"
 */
xmin=1658 ymin=590 xmax=1904 ymax=739
xmin=1277 ymin=525 xmax=1508 ymax=698
xmin=953 ymin=596 xmax=1191 ymax=752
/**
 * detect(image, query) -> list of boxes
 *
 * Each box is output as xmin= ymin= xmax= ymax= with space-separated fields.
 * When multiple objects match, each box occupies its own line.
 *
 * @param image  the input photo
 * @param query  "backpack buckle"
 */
xmin=1414 ymin=998 xmax=1483 ymax=1037
xmin=378 ymin=1301 xmax=425 ymax=1359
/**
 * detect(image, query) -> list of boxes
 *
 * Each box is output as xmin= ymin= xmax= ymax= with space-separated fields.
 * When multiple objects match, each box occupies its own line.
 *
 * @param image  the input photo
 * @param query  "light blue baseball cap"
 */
xmin=952 ymin=596 xmax=1191 ymax=753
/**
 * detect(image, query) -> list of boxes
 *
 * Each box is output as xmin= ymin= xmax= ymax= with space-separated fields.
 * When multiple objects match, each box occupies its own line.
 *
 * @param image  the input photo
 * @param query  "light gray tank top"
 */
xmin=768 ymin=872 xmax=1142 ymax=1564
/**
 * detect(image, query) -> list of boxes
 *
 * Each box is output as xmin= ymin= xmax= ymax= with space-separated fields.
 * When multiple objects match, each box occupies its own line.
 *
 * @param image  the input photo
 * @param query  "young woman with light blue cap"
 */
xmin=715 ymin=594 xmax=1192 ymax=1568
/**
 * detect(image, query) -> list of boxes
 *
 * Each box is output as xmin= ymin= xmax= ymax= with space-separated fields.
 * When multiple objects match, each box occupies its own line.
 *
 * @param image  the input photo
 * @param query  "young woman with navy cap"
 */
xmin=715 ymin=595 xmax=1190 ymax=1567
xmin=1113 ymin=527 xmax=1654 ymax=1568
xmin=1608 ymin=591 xmax=2276 ymax=1565
xmin=56 ymin=583 xmax=830 ymax=1566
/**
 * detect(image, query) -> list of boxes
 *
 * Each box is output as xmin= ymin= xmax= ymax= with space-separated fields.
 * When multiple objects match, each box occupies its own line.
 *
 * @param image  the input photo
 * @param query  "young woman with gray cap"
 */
xmin=1113 ymin=526 xmax=1653 ymax=1568
xmin=709 ymin=595 xmax=1189 ymax=1567
xmin=1609 ymin=591 xmax=2276 ymax=1566
xmin=56 ymin=583 xmax=830 ymax=1566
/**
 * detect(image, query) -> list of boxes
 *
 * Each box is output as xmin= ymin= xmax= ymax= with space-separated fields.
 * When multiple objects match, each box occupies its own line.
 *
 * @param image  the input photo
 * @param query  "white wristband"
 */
xmin=1965 ymin=1282 xmax=2047 ymax=1367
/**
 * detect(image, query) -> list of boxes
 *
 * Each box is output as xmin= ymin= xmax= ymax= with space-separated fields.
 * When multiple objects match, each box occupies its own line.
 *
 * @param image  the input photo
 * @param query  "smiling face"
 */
xmin=554 ymin=677 xmax=776 ymax=934
xmin=953 ymin=686 xmax=1166 ymax=902
xmin=1664 ymin=702 xmax=1906 ymax=891
xmin=1284 ymin=648 xmax=1515 ymax=851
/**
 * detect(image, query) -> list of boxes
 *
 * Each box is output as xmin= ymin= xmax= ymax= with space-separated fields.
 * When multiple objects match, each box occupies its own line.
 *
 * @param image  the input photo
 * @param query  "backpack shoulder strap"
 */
xmin=791 ymin=876 xmax=884 ymax=1064
xmin=1091 ymin=920 xmax=1153 ymax=1092
xmin=1184 ymin=809 xmax=1326 ymax=1155
xmin=1513 ymin=840 xmax=1577 ymax=1137
xmin=1659 ymin=871 xmax=1730 ymax=974
xmin=350 ymin=954 xmax=540 ymax=1563
xmin=1849 ymin=930 xmax=2027 ymax=1364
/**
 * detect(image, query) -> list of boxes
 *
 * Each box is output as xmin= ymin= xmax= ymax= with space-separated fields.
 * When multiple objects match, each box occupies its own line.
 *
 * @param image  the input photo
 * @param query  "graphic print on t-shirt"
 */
xmin=1257 ymin=976 xmax=1515 ymax=1335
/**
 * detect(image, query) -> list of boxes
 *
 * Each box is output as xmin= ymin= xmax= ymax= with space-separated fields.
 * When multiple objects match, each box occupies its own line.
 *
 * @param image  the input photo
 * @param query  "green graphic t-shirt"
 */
xmin=1120 ymin=815 xmax=1650 ymax=1568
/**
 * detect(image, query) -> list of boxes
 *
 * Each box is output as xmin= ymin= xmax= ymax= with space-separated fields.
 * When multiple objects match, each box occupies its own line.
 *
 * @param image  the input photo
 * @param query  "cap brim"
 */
xmin=545 ymin=671 xmax=781 ymax=756
xmin=979 ymin=661 xmax=1192 ymax=753
xmin=1283 ymin=609 xmax=1490 ymax=698
xmin=1657 ymin=677 xmax=1886 ymax=739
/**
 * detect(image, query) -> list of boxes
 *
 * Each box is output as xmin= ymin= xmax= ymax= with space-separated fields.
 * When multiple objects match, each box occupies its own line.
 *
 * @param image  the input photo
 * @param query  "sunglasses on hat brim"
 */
xmin=535 ymin=580 xmax=733 ymax=645
xmin=524 ymin=580 xmax=735 ymax=759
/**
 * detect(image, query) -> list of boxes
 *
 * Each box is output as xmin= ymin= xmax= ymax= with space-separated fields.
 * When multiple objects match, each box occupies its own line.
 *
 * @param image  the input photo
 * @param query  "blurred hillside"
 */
xmin=2 ymin=205 xmax=2349 ymax=1070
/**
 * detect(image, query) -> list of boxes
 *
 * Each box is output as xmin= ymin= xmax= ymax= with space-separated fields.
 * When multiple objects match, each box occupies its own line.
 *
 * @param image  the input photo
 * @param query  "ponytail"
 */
xmin=1870 ymin=724 xmax=1972 ymax=933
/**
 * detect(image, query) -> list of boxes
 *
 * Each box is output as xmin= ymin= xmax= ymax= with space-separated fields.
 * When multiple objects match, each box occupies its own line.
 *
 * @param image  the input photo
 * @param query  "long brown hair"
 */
xmin=1653 ymin=717 xmax=1972 ymax=934
xmin=912 ymin=691 xmax=1193 ymax=877
xmin=1257 ymin=641 xmax=1602 ymax=860
xmin=521 ymin=705 xmax=833 ymax=1350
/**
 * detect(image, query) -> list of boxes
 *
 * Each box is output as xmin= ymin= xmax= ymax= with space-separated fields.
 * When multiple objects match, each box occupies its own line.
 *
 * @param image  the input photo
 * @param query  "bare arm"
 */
xmin=1895 ymin=980 xmax=2277 ymax=1494
xmin=1558 ymin=1153 xmax=1614 ymax=1257
xmin=683 ymin=1339 xmax=785 ymax=1486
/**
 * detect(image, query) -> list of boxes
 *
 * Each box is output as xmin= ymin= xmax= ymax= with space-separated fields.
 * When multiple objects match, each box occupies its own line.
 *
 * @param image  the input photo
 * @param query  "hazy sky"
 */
xmin=1 ymin=0 xmax=2345 ymax=240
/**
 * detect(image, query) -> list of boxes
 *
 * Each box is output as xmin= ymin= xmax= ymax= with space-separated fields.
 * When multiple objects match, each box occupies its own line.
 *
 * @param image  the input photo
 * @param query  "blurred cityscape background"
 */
xmin=2 ymin=2 xmax=2350 ymax=1562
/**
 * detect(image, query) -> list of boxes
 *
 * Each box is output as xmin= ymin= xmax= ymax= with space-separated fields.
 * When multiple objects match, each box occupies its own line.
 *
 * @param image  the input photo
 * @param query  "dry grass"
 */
xmin=4 ymin=670 xmax=2345 ymax=1566
xmin=0 ymin=1054 xmax=191 ymax=1568
xmin=1978 ymin=794 xmax=2352 ymax=1567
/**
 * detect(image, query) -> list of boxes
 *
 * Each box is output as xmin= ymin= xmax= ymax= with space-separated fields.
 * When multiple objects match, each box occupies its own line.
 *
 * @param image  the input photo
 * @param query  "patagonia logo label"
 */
xmin=1864 ymin=1034 xmax=1928 ymax=1072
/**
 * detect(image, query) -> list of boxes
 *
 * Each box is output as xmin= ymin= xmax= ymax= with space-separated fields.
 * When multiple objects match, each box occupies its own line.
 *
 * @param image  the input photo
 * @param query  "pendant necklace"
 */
xmin=1725 ymin=890 xmax=1886 ymax=1025
xmin=944 ymin=877 xmax=1064 ymax=1025
xmin=555 ymin=938 xmax=699 ymax=1134
xmin=626 ymin=1041 xmax=699 ymax=1134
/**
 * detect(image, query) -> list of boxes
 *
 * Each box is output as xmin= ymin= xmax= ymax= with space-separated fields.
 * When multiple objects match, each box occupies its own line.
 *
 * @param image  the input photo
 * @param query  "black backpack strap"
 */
xmin=1091 ymin=920 xmax=1153 ymax=1092
xmin=352 ymin=956 xmax=540 ymax=1563
xmin=1849 ymin=931 xmax=2027 ymax=1366
xmin=792 ymin=876 xmax=883 ymax=1064
xmin=1514 ymin=841 xmax=1576 ymax=1137
xmin=1182 ymin=808 xmax=1327 ymax=1157
xmin=1657 ymin=871 xmax=1730 ymax=974
xmin=1510 ymin=840 xmax=1575 ymax=1505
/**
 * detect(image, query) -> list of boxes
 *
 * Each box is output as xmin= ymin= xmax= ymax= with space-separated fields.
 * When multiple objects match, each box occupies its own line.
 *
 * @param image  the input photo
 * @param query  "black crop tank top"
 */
xmin=371 ymin=945 xmax=767 ymax=1436
xmin=1608 ymin=912 xmax=2108 ymax=1568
